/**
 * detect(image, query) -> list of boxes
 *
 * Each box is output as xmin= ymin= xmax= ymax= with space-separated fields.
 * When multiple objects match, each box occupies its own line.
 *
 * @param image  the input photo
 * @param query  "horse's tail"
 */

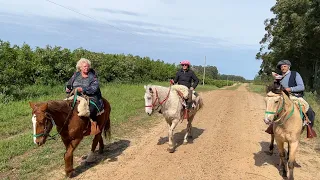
xmin=198 ymin=96 xmax=204 ymax=110
xmin=103 ymin=98 xmax=112 ymax=142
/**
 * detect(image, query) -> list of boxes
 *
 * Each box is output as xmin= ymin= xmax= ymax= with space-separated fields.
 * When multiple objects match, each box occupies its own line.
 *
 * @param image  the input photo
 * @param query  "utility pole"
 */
xmin=227 ymin=76 xmax=229 ymax=86
xmin=202 ymin=56 xmax=206 ymax=86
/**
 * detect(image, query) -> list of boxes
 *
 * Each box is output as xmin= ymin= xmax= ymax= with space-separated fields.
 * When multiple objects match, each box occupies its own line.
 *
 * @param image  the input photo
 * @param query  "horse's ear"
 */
xmin=29 ymin=102 xmax=36 ymax=109
xmin=144 ymin=85 xmax=147 ymax=90
xmin=39 ymin=103 xmax=48 ymax=111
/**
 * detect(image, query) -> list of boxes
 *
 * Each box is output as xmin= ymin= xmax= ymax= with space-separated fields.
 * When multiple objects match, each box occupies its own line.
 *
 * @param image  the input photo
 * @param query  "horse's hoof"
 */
xmin=98 ymin=149 xmax=104 ymax=154
xmin=183 ymin=141 xmax=188 ymax=145
xmin=187 ymin=135 xmax=193 ymax=139
xmin=280 ymin=170 xmax=287 ymax=178
xmin=66 ymin=170 xmax=76 ymax=178
xmin=167 ymin=147 xmax=175 ymax=153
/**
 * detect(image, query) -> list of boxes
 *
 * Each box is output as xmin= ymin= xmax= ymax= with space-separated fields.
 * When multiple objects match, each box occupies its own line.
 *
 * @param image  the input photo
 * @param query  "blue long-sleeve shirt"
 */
xmin=280 ymin=70 xmax=305 ymax=92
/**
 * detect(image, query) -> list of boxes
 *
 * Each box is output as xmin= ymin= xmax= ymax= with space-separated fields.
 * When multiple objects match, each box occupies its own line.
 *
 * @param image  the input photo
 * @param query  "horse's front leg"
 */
xmin=167 ymin=119 xmax=179 ymax=153
xmin=288 ymin=141 xmax=299 ymax=180
xmin=183 ymin=115 xmax=194 ymax=145
xmin=275 ymin=140 xmax=287 ymax=178
xmin=64 ymin=138 xmax=83 ymax=178
xmin=269 ymin=134 xmax=275 ymax=155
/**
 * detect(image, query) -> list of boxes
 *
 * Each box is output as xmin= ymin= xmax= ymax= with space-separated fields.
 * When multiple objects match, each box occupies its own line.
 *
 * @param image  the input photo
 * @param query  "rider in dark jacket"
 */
xmin=173 ymin=60 xmax=199 ymax=109
xmin=65 ymin=58 xmax=103 ymax=121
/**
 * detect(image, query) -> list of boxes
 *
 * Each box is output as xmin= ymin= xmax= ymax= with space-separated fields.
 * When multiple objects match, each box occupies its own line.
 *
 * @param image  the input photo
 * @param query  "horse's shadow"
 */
xmin=157 ymin=127 xmax=205 ymax=149
xmin=253 ymin=141 xmax=302 ymax=176
xmin=73 ymin=139 xmax=130 ymax=177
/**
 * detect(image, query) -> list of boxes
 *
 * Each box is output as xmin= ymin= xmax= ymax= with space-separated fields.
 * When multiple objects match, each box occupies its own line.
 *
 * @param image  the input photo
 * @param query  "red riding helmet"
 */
xmin=180 ymin=60 xmax=190 ymax=66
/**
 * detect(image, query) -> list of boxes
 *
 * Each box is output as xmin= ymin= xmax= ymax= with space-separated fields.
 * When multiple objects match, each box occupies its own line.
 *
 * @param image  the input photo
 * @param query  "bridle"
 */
xmin=265 ymin=93 xmax=295 ymax=125
xmin=33 ymin=112 xmax=54 ymax=139
xmin=145 ymin=86 xmax=171 ymax=112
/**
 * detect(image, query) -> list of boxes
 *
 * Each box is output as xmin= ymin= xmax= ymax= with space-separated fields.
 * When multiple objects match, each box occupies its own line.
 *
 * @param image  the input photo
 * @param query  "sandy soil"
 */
xmin=49 ymin=83 xmax=320 ymax=180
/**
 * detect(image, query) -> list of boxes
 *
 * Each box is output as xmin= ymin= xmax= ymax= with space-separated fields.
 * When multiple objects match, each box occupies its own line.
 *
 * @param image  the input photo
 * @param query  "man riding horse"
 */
xmin=266 ymin=59 xmax=316 ymax=134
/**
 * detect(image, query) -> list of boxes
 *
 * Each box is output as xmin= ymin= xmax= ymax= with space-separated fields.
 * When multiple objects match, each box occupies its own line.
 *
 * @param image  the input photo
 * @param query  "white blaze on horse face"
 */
xmin=32 ymin=114 xmax=37 ymax=144
xmin=144 ymin=92 xmax=153 ymax=114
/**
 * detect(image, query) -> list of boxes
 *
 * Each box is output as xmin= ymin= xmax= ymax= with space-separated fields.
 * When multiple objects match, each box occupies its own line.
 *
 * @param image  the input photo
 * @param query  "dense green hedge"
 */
xmin=0 ymin=40 xmax=244 ymax=102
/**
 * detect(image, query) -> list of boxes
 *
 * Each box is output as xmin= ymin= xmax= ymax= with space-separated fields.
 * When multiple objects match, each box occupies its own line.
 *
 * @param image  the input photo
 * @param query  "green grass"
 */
xmin=247 ymin=83 xmax=266 ymax=95
xmin=0 ymin=81 xmax=218 ymax=180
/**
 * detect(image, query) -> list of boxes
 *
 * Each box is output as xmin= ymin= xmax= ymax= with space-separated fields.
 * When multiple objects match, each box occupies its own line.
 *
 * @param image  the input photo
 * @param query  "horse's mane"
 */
xmin=266 ymin=80 xmax=290 ymax=97
xmin=47 ymin=100 xmax=73 ymax=114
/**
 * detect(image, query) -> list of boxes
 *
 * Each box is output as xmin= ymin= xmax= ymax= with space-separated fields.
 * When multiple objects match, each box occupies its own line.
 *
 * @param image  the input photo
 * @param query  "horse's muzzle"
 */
xmin=264 ymin=118 xmax=272 ymax=125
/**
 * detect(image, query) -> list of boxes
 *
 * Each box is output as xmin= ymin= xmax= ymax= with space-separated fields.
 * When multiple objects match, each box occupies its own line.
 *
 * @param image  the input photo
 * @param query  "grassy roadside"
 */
xmin=0 ymin=82 xmax=218 ymax=180
xmin=246 ymin=83 xmax=320 ymax=135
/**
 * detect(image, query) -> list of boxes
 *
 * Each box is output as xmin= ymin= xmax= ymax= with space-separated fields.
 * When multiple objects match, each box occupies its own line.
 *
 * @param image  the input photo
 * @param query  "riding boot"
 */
xmin=184 ymin=89 xmax=193 ymax=119
xmin=265 ymin=123 xmax=274 ymax=134
xmin=306 ymin=106 xmax=315 ymax=128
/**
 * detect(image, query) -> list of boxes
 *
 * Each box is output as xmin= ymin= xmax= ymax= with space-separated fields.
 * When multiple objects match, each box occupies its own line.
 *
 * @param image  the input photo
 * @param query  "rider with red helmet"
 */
xmin=172 ymin=60 xmax=199 ymax=110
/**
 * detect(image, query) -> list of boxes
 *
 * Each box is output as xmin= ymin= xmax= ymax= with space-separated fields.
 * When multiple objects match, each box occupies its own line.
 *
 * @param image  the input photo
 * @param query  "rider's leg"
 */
xmin=89 ymin=103 xmax=98 ymax=121
xmin=187 ymin=89 xmax=193 ymax=109
xmin=306 ymin=106 xmax=315 ymax=128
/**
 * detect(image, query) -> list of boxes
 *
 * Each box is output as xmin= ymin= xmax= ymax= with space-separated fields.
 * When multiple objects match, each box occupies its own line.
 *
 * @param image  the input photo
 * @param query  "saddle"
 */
xmin=171 ymin=85 xmax=198 ymax=108
xmin=64 ymin=95 xmax=105 ymax=136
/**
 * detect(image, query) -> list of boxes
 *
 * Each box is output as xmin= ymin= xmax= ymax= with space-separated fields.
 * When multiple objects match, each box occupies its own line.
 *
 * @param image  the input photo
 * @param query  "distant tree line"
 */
xmin=0 ymin=40 xmax=245 ymax=101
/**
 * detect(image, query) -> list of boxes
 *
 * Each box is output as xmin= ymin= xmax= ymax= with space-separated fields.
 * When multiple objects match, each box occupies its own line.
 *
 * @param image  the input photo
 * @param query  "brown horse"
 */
xmin=264 ymin=81 xmax=303 ymax=180
xmin=29 ymin=97 xmax=111 ymax=178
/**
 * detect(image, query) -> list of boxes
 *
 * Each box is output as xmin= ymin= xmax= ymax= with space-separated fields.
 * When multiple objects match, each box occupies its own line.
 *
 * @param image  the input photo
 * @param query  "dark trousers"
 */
xmin=187 ymin=89 xmax=193 ymax=109
xmin=89 ymin=102 xmax=98 ymax=121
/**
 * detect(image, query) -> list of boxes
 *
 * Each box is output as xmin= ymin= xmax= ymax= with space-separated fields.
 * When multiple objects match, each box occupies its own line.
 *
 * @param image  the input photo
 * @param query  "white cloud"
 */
xmin=0 ymin=0 xmax=275 ymax=47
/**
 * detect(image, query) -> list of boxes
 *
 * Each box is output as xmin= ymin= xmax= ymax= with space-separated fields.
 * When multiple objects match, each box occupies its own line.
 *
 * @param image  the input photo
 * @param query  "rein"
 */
xmin=265 ymin=95 xmax=295 ymax=125
xmin=33 ymin=89 xmax=78 ymax=140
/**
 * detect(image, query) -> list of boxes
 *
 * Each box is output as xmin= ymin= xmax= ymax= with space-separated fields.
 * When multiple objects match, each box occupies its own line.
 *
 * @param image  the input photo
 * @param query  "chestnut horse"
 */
xmin=29 ymin=97 xmax=111 ymax=178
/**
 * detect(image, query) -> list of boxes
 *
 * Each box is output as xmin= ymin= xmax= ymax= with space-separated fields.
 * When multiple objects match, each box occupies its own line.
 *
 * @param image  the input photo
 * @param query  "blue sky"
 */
xmin=0 ymin=0 xmax=275 ymax=80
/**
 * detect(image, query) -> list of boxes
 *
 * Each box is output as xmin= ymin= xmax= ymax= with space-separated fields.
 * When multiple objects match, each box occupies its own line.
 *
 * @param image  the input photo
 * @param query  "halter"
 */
xmin=265 ymin=94 xmax=295 ymax=125
xmin=33 ymin=89 xmax=78 ymax=140
xmin=33 ymin=112 xmax=54 ymax=138
xmin=145 ymin=86 xmax=171 ymax=111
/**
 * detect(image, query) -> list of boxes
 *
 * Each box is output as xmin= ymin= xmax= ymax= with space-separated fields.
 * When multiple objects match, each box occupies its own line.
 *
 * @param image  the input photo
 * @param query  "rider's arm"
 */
xmin=291 ymin=72 xmax=305 ymax=92
xmin=82 ymin=73 xmax=100 ymax=95
xmin=65 ymin=72 xmax=76 ymax=93
xmin=173 ymin=71 xmax=180 ymax=84
xmin=191 ymin=71 xmax=199 ymax=89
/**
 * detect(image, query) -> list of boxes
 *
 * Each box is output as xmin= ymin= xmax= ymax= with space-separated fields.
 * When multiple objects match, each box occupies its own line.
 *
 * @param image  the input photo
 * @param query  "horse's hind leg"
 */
xmin=288 ymin=141 xmax=299 ymax=180
xmin=98 ymin=134 xmax=104 ymax=154
xmin=183 ymin=115 xmax=194 ymax=145
xmin=86 ymin=134 xmax=102 ymax=163
xmin=167 ymin=119 xmax=179 ymax=153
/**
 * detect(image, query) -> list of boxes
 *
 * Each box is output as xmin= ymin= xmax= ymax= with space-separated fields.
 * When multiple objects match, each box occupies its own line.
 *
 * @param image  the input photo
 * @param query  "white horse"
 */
xmin=144 ymin=84 xmax=204 ymax=153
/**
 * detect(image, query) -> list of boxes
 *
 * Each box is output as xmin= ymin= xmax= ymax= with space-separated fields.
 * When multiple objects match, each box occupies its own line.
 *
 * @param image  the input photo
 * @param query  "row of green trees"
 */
xmin=256 ymin=0 xmax=320 ymax=92
xmin=0 ymin=39 xmax=245 ymax=101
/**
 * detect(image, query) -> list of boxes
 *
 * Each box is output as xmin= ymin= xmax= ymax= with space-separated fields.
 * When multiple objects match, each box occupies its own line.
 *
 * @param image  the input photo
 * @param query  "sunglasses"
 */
xmin=181 ymin=64 xmax=188 ymax=66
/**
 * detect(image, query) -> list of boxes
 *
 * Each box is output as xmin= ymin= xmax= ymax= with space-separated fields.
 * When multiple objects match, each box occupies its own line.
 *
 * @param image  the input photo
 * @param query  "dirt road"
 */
xmin=53 ymin=84 xmax=320 ymax=180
